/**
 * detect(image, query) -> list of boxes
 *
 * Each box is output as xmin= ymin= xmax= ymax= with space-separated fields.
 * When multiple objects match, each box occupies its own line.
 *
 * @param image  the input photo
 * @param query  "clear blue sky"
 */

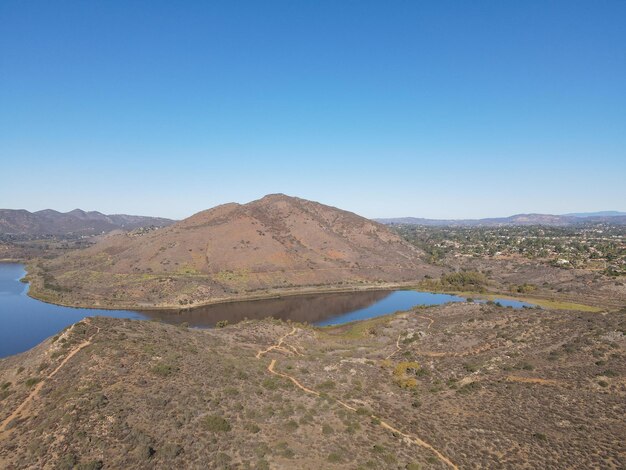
xmin=1 ymin=1 xmax=624 ymax=219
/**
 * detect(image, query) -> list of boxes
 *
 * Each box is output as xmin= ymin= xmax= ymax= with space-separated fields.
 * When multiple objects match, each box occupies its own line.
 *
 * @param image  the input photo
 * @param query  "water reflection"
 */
xmin=141 ymin=290 xmax=393 ymax=326
xmin=0 ymin=262 xmax=536 ymax=358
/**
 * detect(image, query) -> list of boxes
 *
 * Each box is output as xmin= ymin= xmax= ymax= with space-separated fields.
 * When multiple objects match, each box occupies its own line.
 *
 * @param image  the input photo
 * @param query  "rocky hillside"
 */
xmin=0 ymin=303 xmax=623 ymax=469
xmin=28 ymin=195 xmax=436 ymax=308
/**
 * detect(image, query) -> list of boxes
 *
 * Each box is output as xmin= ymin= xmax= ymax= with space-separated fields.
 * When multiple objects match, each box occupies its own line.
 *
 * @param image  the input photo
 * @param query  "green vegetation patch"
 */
xmin=24 ymin=377 xmax=42 ymax=387
xmin=151 ymin=362 xmax=177 ymax=377
xmin=421 ymin=271 xmax=487 ymax=292
xmin=201 ymin=415 xmax=231 ymax=433
xmin=392 ymin=361 xmax=421 ymax=389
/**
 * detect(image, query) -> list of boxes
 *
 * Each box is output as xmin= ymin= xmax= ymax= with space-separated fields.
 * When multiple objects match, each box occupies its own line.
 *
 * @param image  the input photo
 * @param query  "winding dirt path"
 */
xmin=386 ymin=315 xmax=435 ymax=360
xmin=0 ymin=324 xmax=99 ymax=434
xmin=385 ymin=333 xmax=403 ymax=360
xmin=418 ymin=315 xmax=435 ymax=330
xmin=258 ymin=326 xmax=458 ymax=470
xmin=255 ymin=326 xmax=298 ymax=359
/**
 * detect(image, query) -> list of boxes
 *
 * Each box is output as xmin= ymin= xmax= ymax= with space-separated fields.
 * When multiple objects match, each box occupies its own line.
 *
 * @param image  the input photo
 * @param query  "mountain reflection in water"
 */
xmin=141 ymin=290 xmax=393 ymax=327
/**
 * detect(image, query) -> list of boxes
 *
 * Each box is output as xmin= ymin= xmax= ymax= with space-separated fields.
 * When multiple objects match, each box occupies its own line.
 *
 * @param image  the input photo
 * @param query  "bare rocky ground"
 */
xmin=0 ymin=302 xmax=624 ymax=469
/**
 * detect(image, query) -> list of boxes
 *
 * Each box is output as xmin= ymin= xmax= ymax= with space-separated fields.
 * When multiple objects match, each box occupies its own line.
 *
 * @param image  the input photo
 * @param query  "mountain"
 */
xmin=376 ymin=212 xmax=626 ymax=226
xmin=28 ymin=194 xmax=436 ymax=308
xmin=564 ymin=211 xmax=626 ymax=217
xmin=0 ymin=208 xmax=175 ymax=237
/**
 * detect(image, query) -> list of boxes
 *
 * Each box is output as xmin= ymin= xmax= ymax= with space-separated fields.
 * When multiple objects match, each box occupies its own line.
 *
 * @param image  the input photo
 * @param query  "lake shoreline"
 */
xmin=26 ymin=274 xmax=600 ymax=314
xmin=16 ymin=261 xmax=602 ymax=313
xmin=27 ymin=279 xmax=422 ymax=312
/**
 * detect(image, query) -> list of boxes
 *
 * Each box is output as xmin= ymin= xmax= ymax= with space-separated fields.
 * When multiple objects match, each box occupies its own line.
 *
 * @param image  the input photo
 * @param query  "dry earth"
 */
xmin=1 ymin=302 xmax=624 ymax=469
xmin=25 ymin=195 xmax=438 ymax=309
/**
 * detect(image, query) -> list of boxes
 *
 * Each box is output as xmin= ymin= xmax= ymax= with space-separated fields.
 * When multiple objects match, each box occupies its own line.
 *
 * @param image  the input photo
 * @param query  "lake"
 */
xmin=0 ymin=263 xmax=534 ymax=358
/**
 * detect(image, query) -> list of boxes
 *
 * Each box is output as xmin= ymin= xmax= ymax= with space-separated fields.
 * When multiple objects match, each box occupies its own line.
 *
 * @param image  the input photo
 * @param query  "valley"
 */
xmin=5 ymin=2 xmax=625 ymax=468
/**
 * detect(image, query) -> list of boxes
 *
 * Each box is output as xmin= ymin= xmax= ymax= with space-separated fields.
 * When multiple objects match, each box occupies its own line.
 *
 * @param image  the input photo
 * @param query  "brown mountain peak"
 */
xmin=36 ymin=196 xmax=435 ymax=308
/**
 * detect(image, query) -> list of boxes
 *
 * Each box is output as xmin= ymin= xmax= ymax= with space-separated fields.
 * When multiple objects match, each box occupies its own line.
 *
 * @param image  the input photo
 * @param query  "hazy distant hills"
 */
xmin=564 ymin=211 xmax=626 ymax=218
xmin=31 ymin=194 xmax=436 ymax=308
xmin=376 ymin=212 xmax=626 ymax=227
xmin=0 ymin=208 xmax=175 ymax=236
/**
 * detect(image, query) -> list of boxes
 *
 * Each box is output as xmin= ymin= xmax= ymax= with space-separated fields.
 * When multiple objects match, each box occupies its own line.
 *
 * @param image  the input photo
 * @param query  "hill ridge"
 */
xmin=29 ymin=194 xmax=436 ymax=308
xmin=0 ymin=208 xmax=175 ymax=236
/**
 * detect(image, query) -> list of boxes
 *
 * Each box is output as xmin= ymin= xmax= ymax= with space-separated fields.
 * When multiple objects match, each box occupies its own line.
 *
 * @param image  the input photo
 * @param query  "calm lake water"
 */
xmin=0 ymin=263 xmax=533 ymax=358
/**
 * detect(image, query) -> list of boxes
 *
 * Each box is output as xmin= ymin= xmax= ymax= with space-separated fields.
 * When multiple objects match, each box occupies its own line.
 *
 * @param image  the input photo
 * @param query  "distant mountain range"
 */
xmin=564 ymin=211 xmax=626 ymax=218
xmin=375 ymin=212 xmax=626 ymax=227
xmin=0 ymin=209 xmax=175 ymax=236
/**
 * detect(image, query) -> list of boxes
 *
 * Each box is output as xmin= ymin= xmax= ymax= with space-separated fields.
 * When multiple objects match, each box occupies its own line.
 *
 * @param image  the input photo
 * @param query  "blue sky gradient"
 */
xmin=1 ymin=1 xmax=624 ymax=219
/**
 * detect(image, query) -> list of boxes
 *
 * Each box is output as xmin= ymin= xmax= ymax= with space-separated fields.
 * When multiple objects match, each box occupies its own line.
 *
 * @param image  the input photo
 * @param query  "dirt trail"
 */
xmin=386 ymin=315 xmax=435 ymax=360
xmin=505 ymin=375 xmax=562 ymax=386
xmin=258 ymin=326 xmax=458 ymax=470
xmin=416 ymin=341 xmax=494 ymax=358
xmin=385 ymin=333 xmax=403 ymax=360
xmin=0 ymin=324 xmax=99 ymax=434
xmin=418 ymin=315 xmax=435 ymax=330
xmin=255 ymin=326 xmax=299 ymax=359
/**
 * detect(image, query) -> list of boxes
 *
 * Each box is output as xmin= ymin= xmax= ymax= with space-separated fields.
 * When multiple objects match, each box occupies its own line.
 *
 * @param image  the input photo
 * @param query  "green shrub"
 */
xmin=371 ymin=444 xmax=386 ymax=454
xmin=440 ymin=271 xmax=487 ymax=289
xmin=317 ymin=380 xmax=336 ymax=390
xmin=457 ymin=382 xmax=480 ymax=394
xmin=77 ymin=460 xmax=104 ymax=470
xmin=201 ymin=415 xmax=231 ymax=433
xmin=327 ymin=452 xmax=343 ymax=463
xmin=276 ymin=441 xmax=295 ymax=458
xmin=515 ymin=283 xmax=537 ymax=294
xmin=245 ymin=422 xmax=260 ymax=433
xmin=25 ymin=377 xmax=41 ymax=387
xmin=56 ymin=454 xmax=77 ymax=469
xmin=160 ymin=443 xmax=183 ymax=458
xmin=262 ymin=377 xmax=280 ymax=390
xmin=151 ymin=362 xmax=176 ymax=377
xmin=256 ymin=459 xmax=270 ymax=470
